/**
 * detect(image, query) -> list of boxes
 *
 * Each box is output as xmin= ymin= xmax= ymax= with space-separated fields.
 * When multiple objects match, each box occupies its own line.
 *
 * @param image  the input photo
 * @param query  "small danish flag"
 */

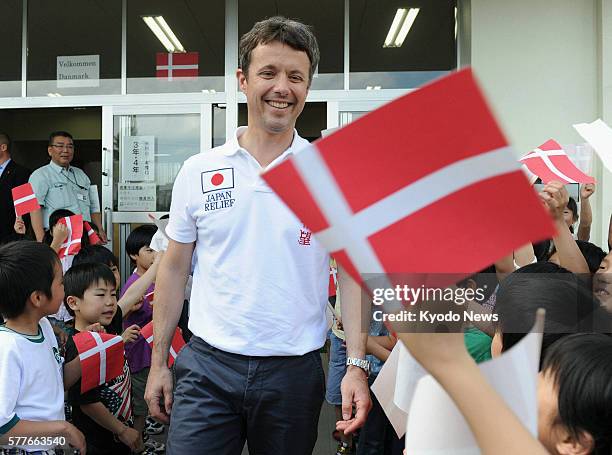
xmin=140 ymin=321 xmax=185 ymax=367
xmin=73 ymin=331 xmax=125 ymax=393
xmin=262 ymin=68 xmax=555 ymax=292
xmin=58 ymin=215 xmax=83 ymax=258
xmin=84 ymin=221 xmax=102 ymax=245
xmin=519 ymin=139 xmax=595 ymax=184
xmin=156 ymin=52 xmax=198 ymax=81
xmin=12 ymin=183 xmax=40 ymax=216
xmin=329 ymin=263 xmax=338 ymax=297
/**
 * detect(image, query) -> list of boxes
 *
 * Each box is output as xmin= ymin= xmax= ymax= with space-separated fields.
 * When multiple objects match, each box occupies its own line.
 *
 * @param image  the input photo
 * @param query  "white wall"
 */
xmin=470 ymin=0 xmax=611 ymax=248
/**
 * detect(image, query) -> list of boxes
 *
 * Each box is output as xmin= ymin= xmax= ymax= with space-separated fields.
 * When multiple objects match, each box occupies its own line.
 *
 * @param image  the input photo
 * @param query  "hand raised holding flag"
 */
xmin=13 ymin=216 xmax=25 ymax=235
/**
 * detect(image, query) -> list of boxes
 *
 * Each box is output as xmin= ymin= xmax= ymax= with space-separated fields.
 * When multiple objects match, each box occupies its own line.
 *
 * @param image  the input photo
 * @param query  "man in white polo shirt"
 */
xmin=145 ymin=16 xmax=371 ymax=455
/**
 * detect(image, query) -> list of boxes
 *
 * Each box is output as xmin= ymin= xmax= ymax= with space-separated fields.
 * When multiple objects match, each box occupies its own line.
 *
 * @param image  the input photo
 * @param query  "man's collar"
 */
xmin=223 ymin=126 xmax=301 ymax=159
xmin=0 ymin=157 xmax=11 ymax=168
xmin=48 ymin=160 xmax=70 ymax=173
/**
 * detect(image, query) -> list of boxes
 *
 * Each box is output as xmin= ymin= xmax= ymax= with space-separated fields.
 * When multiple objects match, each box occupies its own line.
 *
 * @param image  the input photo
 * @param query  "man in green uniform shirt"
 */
xmin=29 ymin=131 xmax=107 ymax=243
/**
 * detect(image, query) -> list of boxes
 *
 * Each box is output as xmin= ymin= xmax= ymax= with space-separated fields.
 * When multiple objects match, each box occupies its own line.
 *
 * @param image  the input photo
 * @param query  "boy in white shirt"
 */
xmin=0 ymin=241 xmax=85 ymax=454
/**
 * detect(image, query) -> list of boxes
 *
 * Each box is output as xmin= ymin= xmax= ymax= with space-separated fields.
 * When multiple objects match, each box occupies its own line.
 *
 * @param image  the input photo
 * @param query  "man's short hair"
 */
xmin=48 ymin=131 xmax=73 ymax=146
xmin=126 ymin=224 xmax=157 ymax=257
xmin=73 ymin=245 xmax=119 ymax=269
xmin=239 ymin=16 xmax=320 ymax=86
xmin=63 ymin=262 xmax=116 ymax=316
xmin=542 ymin=333 xmax=612 ymax=454
xmin=0 ymin=132 xmax=11 ymax=152
xmin=0 ymin=241 xmax=59 ymax=319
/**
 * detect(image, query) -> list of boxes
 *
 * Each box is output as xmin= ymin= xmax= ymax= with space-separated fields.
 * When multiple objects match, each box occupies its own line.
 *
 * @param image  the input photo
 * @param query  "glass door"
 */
xmin=101 ymin=104 xmax=215 ymax=282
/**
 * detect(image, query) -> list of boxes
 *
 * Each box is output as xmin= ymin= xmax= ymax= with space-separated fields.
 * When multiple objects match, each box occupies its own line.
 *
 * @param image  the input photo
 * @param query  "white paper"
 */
xmin=57 ymin=55 xmax=100 ymax=88
xmin=118 ymin=183 xmax=156 ymax=211
xmin=371 ymin=343 xmax=426 ymax=438
xmin=573 ymin=119 xmax=612 ymax=172
xmin=121 ymin=136 xmax=156 ymax=182
xmin=404 ymin=317 xmax=544 ymax=454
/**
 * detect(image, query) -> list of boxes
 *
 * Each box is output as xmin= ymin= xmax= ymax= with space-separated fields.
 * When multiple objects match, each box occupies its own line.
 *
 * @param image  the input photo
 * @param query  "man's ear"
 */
xmin=237 ymin=68 xmax=247 ymax=94
xmin=128 ymin=253 xmax=138 ymax=262
xmin=556 ymin=427 xmax=594 ymax=455
xmin=65 ymin=296 xmax=79 ymax=313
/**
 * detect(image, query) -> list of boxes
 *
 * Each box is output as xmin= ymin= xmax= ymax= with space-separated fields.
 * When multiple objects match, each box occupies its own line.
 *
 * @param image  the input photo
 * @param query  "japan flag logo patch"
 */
xmin=201 ymin=168 xmax=235 ymax=194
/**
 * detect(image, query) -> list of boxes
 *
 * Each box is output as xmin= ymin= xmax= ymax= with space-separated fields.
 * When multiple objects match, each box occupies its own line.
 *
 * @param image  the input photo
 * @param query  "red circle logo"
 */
xmin=211 ymin=173 xmax=224 ymax=186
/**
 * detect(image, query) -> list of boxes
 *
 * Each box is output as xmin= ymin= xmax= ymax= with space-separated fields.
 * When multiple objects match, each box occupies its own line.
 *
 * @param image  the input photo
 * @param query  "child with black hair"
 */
xmin=538 ymin=333 xmax=612 ymax=455
xmin=121 ymin=225 xmax=164 ymax=451
xmin=492 ymin=262 xmax=612 ymax=364
xmin=72 ymin=245 xmax=164 ymax=343
xmin=382 ymin=320 xmax=611 ymax=453
xmin=0 ymin=241 xmax=85 ymax=454
xmin=63 ymin=263 xmax=142 ymax=455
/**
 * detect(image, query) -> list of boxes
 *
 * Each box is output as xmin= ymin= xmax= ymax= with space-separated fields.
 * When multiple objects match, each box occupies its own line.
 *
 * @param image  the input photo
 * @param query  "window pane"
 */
xmin=27 ymin=0 xmax=122 ymax=96
xmin=350 ymin=0 xmax=456 ymax=89
xmin=239 ymin=0 xmax=344 ymax=90
xmin=127 ymin=0 xmax=225 ymax=94
xmin=113 ymin=114 xmax=200 ymax=212
xmin=0 ymin=0 xmax=22 ymax=97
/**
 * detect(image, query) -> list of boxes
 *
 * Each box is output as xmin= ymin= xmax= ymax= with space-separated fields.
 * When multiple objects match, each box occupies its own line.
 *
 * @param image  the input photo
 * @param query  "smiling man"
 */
xmin=145 ymin=16 xmax=371 ymax=455
xmin=28 ymin=131 xmax=107 ymax=243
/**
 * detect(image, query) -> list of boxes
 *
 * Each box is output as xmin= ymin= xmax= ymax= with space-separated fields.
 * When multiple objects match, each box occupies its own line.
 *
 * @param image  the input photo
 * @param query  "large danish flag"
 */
xmin=140 ymin=321 xmax=185 ymax=367
xmin=74 ymin=331 xmax=125 ymax=393
xmin=519 ymin=139 xmax=595 ymax=184
xmin=11 ymin=183 xmax=40 ymax=216
xmin=156 ymin=52 xmax=198 ymax=81
xmin=58 ymin=215 xmax=83 ymax=259
xmin=262 ymin=69 xmax=555 ymax=290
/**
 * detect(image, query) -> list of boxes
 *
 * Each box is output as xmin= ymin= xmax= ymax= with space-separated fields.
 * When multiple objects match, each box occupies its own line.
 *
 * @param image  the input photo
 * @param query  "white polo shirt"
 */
xmin=166 ymin=127 xmax=330 ymax=356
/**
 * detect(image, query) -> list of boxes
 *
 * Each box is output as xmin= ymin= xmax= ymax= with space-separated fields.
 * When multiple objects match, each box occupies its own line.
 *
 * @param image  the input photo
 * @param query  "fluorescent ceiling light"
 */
xmin=383 ymin=8 xmax=420 ymax=48
xmin=142 ymin=16 xmax=185 ymax=53
xmin=454 ymin=7 xmax=458 ymax=39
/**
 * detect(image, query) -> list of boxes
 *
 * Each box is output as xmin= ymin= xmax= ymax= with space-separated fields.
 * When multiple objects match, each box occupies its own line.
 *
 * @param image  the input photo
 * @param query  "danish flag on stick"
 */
xmin=140 ymin=321 xmax=185 ymax=367
xmin=73 ymin=331 xmax=125 ymax=393
xmin=84 ymin=221 xmax=102 ymax=245
xmin=262 ymin=69 xmax=555 ymax=294
xmin=519 ymin=139 xmax=595 ymax=184
xmin=58 ymin=215 xmax=83 ymax=258
xmin=12 ymin=183 xmax=40 ymax=216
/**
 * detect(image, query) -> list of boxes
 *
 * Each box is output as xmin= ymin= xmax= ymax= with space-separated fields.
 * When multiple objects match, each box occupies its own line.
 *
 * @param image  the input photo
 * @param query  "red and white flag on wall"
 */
xmin=140 ymin=321 xmax=185 ymax=367
xmin=74 ymin=331 xmax=125 ymax=393
xmin=262 ymin=68 xmax=555 ymax=290
xmin=519 ymin=139 xmax=595 ymax=184
xmin=84 ymin=221 xmax=102 ymax=245
xmin=12 ymin=183 xmax=40 ymax=216
xmin=58 ymin=215 xmax=83 ymax=259
xmin=156 ymin=52 xmax=199 ymax=81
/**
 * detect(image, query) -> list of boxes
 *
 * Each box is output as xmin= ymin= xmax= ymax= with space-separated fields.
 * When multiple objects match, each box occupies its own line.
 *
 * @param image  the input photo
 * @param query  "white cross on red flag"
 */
xmin=11 ymin=183 xmax=40 ymax=216
xmin=156 ymin=52 xmax=199 ymax=81
xmin=58 ymin=214 xmax=83 ymax=259
xmin=83 ymin=221 xmax=102 ymax=245
xmin=140 ymin=321 xmax=185 ymax=367
xmin=519 ymin=139 xmax=595 ymax=184
xmin=73 ymin=331 xmax=125 ymax=393
xmin=262 ymin=68 xmax=556 ymax=289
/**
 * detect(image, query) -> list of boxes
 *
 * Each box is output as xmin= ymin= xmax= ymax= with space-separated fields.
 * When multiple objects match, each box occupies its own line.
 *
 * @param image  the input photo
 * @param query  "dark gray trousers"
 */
xmin=167 ymin=337 xmax=325 ymax=455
